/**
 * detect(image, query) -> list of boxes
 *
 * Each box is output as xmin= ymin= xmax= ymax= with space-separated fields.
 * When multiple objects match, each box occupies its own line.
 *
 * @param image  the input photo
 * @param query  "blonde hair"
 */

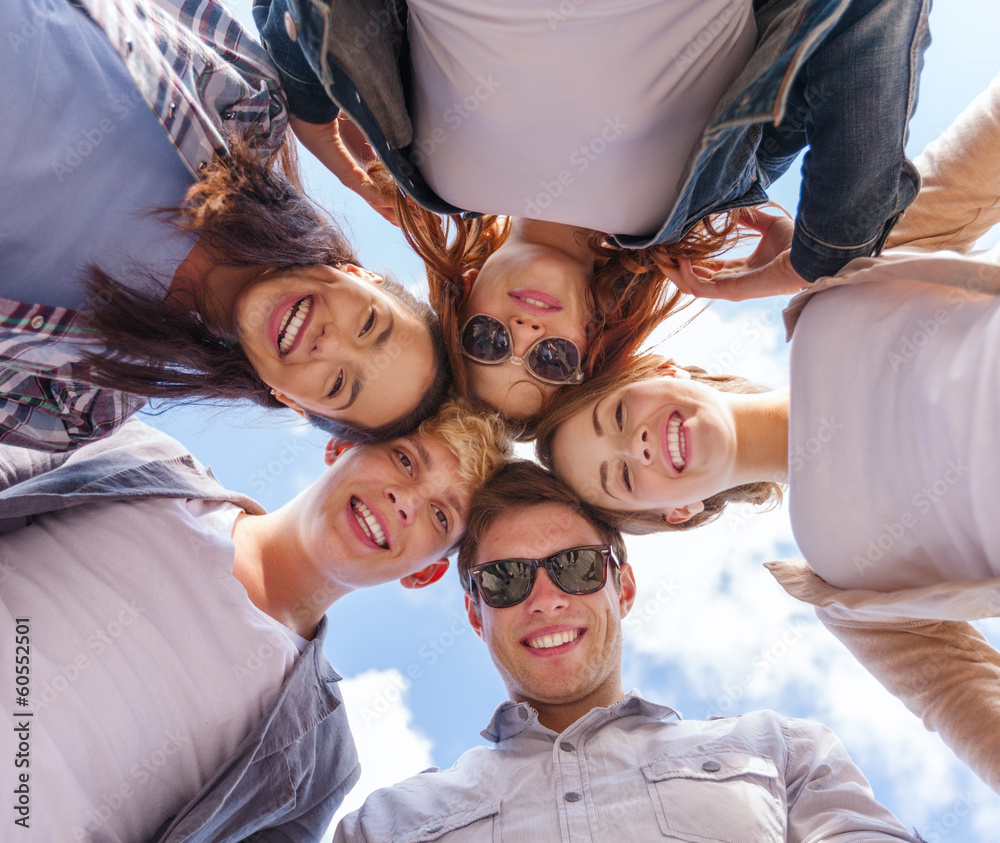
xmin=534 ymin=354 xmax=783 ymax=534
xmin=418 ymin=396 xmax=515 ymax=494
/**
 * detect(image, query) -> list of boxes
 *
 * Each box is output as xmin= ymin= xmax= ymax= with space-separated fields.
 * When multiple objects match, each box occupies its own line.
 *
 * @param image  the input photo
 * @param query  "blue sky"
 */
xmin=143 ymin=2 xmax=1000 ymax=837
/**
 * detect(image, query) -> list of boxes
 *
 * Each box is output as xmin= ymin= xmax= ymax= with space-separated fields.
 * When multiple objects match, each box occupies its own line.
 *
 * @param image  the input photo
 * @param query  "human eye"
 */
xmin=622 ymin=462 xmax=632 ymax=494
xmin=361 ymin=307 xmax=376 ymax=337
xmin=328 ymin=370 xmax=344 ymax=398
xmin=394 ymin=448 xmax=414 ymax=476
xmin=615 ymin=398 xmax=624 ymax=431
xmin=432 ymin=505 xmax=449 ymax=531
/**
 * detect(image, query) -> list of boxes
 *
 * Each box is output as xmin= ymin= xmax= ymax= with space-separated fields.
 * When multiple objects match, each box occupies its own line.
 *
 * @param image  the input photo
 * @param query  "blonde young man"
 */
xmin=0 ymin=402 xmax=510 ymax=842
xmin=335 ymin=461 xmax=925 ymax=842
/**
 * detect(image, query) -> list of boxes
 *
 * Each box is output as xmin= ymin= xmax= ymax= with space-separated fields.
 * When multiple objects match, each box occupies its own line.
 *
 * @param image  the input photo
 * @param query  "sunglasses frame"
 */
xmin=459 ymin=314 xmax=585 ymax=386
xmin=468 ymin=545 xmax=617 ymax=608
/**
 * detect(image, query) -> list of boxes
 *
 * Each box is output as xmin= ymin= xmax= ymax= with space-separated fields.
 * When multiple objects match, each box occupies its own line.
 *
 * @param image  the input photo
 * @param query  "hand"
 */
xmin=290 ymin=115 xmax=400 ymax=226
xmin=655 ymin=208 xmax=807 ymax=301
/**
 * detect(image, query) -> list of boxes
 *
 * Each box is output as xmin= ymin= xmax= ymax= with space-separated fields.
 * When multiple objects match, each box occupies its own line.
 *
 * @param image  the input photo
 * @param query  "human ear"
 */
xmin=339 ymin=263 xmax=384 ymax=285
xmin=465 ymin=591 xmax=485 ymax=639
xmin=664 ymin=501 xmax=705 ymax=525
xmin=461 ymin=268 xmax=479 ymax=289
xmin=399 ymin=559 xmax=449 ymax=590
xmin=272 ymin=390 xmax=307 ymax=417
xmin=617 ymin=562 xmax=637 ymax=618
xmin=657 ymin=364 xmax=692 ymax=380
xmin=323 ymin=438 xmax=353 ymax=466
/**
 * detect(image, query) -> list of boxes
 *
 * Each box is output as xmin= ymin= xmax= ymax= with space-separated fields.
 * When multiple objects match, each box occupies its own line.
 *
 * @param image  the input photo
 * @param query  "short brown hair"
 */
xmin=534 ymin=353 xmax=783 ymax=535
xmin=457 ymin=460 xmax=627 ymax=597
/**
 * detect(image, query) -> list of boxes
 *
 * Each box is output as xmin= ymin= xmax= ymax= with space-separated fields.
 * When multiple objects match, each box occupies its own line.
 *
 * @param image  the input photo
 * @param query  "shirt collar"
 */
xmin=481 ymin=690 xmax=681 ymax=744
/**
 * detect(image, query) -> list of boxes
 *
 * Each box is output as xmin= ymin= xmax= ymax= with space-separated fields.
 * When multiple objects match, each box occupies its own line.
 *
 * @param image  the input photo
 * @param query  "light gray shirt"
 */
xmin=334 ymin=692 xmax=921 ymax=842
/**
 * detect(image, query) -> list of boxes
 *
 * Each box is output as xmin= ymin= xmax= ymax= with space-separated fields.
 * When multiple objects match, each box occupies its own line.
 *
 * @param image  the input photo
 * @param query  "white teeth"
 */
xmin=352 ymin=497 xmax=387 ymax=548
xmin=526 ymin=629 xmax=581 ymax=650
xmin=521 ymin=297 xmax=553 ymax=309
xmin=667 ymin=414 xmax=686 ymax=470
xmin=278 ymin=296 xmax=312 ymax=354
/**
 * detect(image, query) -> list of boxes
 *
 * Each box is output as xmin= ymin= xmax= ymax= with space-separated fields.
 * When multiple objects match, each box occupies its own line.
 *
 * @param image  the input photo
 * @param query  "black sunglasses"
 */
xmin=468 ymin=545 xmax=617 ymax=609
xmin=460 ymin=314 xmax=584 ymax=386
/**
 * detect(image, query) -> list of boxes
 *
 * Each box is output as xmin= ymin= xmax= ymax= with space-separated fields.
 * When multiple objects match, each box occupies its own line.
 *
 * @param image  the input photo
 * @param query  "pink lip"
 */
xmin=520 ymin=625 xmax=585 ymax=657
xmin=269 ymin=295 xmax=315 ymax=357
xmin=659 ymin=412 xmax=689 ymax=473
xmin=345 ymin=496 xmax=392 ymax=551
xmin=508 ymin=289 xmax=563 ymax=315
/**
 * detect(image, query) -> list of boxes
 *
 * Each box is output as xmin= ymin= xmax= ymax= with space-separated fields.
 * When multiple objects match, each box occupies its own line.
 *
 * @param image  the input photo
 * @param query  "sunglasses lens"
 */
xmin=549 ymin=548 xmax=606 ymax=593
xmin=461 ymin=315 xmax=509 ymax=362
xmin=527 ymin=338 xmax=580 ymax=383
xmin=478 ymin=560 xmax=534 ymax=608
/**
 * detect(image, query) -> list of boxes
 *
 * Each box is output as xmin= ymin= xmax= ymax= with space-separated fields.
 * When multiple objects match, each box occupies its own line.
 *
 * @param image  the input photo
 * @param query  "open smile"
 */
xmin=350 ymin=496 xmax=388 ymax=549
xmin=664 ymin=412 xmax=688 ymax=472
xmin=509 ymin=289 xmax=563 ymax=315
xmin=274 ymin=295 xmax=314 ymax=356
xmin=523 ymin=628 xmax=583 ymax=651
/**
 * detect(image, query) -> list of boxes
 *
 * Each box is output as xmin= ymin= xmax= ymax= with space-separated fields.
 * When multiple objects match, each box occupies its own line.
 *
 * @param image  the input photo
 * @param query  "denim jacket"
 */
xmin=253 ymin=0 xmax=929 ymax=280
xmin=0 ymin=421 xmax=361 ymax=842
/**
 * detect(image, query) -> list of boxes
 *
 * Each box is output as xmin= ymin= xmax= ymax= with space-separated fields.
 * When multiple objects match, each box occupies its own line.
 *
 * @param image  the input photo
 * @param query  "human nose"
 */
xmin=524 ymin=568 xmax=569 ymax=613
xmin=310 ymin=320 xmax=358 ymax=360
xmin=506 ymin=317 xmax=545 ymax=357
xmin=385 ymin=481 xmax=426 ymax=526
xmin=622 ymin=423 xmax=653 ymax=465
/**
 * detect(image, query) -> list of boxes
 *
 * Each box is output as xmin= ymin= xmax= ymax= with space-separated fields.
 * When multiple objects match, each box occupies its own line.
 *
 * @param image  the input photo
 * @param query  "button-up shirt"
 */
xmin=334 ymin=692 xmax=923 ymax=843
xmin=1 ymin=0 xmax=287 ymax=452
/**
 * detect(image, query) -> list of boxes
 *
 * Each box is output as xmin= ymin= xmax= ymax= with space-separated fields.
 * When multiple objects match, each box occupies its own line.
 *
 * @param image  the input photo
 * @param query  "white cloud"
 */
xmin=323 ymin=669 xmax=435 ymax=841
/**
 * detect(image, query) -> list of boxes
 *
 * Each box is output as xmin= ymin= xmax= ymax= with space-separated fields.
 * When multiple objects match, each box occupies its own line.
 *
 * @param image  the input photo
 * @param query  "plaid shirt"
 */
xmin=1 ymin=0 xmax=288 ymax=451
xmin=76 ymin=0 xmax=289 ymax=174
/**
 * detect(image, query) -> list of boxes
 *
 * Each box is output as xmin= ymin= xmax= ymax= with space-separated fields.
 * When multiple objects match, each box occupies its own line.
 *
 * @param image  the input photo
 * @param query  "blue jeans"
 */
xmin=612 ymin=0 xmax=932 ymax=281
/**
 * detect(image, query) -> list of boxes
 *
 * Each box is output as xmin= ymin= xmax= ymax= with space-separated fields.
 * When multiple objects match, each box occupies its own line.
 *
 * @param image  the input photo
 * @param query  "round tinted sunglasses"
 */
xmin=460 ymin=314 xmax=584 ymax=386
xmin=468 ymin=545 xmax=617 ymax=609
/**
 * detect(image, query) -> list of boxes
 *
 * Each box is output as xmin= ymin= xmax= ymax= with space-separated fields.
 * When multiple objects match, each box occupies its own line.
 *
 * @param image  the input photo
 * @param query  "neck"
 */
xmin=168 ymin=236 xmax=264 ymax=332
xmin=728 ymin=387 xmax=790 ymax=485
xmin=511 ymin=218 xmax=596 ymax=267
xmin=522 ymin=679 xmax=627 ymax=734
xmin=231 ymin=509 xmax=348 ymax=640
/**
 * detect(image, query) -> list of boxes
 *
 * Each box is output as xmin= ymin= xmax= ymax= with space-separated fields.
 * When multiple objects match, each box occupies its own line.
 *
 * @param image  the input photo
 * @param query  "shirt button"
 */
xmin=560 ymin=742 xmax=575 ymax=752
xmin=168 ymin=102 xmax=177 ymax=119
xmin=283 ymin=11 xmax=298 ymax=42
xmin=563 ymin=792 xmax=582 ymax=802
xmin=424 ymin=823 xmax=443 ymax=833
xmin=702 ymin=760 xmax=722 ymax=773
xmin=517 ymin=708 xmax=528 ymax=720
xmin=30 ymin=315 xmax=45 ymax=330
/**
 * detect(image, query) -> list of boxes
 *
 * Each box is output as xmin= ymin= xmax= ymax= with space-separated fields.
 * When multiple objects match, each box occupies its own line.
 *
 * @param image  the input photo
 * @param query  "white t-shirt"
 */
xmin=0 ymin=498 xmax=303 ymax=842
xmin=408 ymin=0 xmax=756 ymax=235
xmin=789 ymin=277 xmax=1000 ymax=592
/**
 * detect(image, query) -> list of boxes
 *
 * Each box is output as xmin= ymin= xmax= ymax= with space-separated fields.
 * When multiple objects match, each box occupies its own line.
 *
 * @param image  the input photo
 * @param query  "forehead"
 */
xmin=465 ymin=361 xmax=549 ymax=419
xmin=477 ymin=502 xmax=604 ymax=564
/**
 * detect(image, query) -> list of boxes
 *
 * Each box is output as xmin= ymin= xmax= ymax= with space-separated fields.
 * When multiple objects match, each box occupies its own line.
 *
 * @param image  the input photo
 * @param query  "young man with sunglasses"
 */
xmin=0 ymin=405 xmax=510 ymax=842
xmin=334 ymin=461 xmax=923 ymax=842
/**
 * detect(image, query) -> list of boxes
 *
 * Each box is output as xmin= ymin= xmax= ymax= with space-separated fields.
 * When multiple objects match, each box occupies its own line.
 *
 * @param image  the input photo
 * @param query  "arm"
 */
xmin=887 ymin=72 xmax=1000 ymax=252
xmin=818 ymin=616 xmax=1000 ymax=794
xmin=783 ymin=718 xmax=923 ymax=842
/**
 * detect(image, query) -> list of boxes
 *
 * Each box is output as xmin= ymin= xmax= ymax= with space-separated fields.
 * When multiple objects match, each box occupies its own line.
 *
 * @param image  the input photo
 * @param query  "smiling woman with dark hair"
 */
xmin=0 ymin=0 xmax=449 ymax=451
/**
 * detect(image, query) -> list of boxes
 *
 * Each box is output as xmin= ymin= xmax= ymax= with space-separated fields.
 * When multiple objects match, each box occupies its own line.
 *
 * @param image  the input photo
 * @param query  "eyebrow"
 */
xmin=333 ymin=311 xmax=395 ymax=412
xmin=599 ymin=461 xmax=612 ymax=499
xmin=592 ymin=398 xmax=605 ymax=437
xmin=412 ymin=437 xmax=463 ymax=525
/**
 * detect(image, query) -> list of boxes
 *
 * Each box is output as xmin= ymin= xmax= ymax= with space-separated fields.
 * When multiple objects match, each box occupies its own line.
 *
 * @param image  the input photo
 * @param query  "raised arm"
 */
xmin=887 ymin=72 xmax=1000 ymax=252
xmin=819 ymin=616 xmax=1000 ymax=794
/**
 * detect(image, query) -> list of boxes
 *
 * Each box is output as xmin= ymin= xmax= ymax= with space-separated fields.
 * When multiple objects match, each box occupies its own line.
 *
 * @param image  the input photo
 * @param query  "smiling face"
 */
xmin=235 ymin=264 xmax=436 ymax=429
xmin=549 ymin=370 xmax=741 ymax=523
xmin=466 ymin=503 xmax=634 ymax=715
xmin=461 ymin=244 xmax=593 ymax=419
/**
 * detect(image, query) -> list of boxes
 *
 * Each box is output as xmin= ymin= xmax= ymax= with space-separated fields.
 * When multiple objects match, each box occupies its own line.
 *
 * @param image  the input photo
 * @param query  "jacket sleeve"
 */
xmin=887 ymin=72 xmax=1000 ymax=253
xmin=817 ymin=615 xmax=1000 ymax=794
xmin=252 ymin=0 xmax=340 ymax=124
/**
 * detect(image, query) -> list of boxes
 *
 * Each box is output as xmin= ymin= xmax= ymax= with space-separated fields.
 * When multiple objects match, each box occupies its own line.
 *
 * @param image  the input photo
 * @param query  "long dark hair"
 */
xmin=83 ymin=136 xmax=450 ymax=441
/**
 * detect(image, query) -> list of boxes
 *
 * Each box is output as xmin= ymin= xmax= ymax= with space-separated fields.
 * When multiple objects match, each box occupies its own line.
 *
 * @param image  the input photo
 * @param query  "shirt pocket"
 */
xmin=396 ymin=799 xmax=502 ymax=843
xmin=642 ymin=752 xmax=783 ymax=842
